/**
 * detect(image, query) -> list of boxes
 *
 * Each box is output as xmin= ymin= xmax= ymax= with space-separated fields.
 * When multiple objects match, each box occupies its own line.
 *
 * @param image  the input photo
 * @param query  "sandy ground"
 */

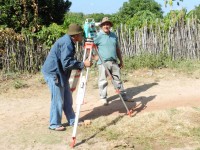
xmin=0 ymin=69 xmax=200 ymax=150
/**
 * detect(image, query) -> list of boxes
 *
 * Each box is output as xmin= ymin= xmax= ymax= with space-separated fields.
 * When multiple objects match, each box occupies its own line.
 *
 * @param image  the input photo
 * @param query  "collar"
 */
xmin=69 ymin=35 xmax=75 ymax=46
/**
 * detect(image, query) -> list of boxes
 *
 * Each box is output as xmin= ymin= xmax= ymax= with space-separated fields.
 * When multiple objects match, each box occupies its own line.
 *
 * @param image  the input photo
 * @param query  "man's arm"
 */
xmin=61 ymin=44 xmax=92 ymax=71
xmin=116 ymin=47 xmax=124 ymax=68
xmin=61 ymin=44 xmax=84 ymax=71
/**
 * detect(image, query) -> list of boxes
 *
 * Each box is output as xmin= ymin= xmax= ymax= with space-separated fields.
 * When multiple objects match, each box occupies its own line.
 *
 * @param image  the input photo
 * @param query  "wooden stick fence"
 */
xmin=117 ymin=17 xmax=200 ymax=60
xmin=0 ymin=17 xmax=200 ymax=72
xmin=1 ymin=36 xmax=49 ymax=73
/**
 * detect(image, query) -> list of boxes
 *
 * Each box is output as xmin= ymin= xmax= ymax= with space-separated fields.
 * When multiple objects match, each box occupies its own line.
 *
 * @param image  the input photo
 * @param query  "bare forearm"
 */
xmin=116 ymin=47 xmax=123 ymax=62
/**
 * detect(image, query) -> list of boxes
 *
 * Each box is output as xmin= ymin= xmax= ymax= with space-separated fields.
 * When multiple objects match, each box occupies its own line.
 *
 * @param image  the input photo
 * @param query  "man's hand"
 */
xmin=92 ymin=55 xmax=99 ymax=61
xmin=84 ymin=59 xmax=93 ymax=67
xmin=118 ymin=61 xmax=124 ymax=69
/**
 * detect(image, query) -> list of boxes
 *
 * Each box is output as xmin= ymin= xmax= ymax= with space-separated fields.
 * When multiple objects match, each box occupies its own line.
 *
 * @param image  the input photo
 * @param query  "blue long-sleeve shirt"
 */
xmin=42 ymin=34 xmax=84 ymax=86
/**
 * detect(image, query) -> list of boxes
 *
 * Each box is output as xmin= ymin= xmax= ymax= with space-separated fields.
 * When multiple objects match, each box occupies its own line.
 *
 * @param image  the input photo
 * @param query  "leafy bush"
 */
xmin=124 ymin=52 xmax=200 ymax=76
xmin=124 ymin=51 xmax=171 ymax=69
xmin=63 ymin=13 xmax=85 ymax=29
xmin=165 ymin=59 xmax=200 ymax=73
xmin=34 ymin=23 xmax=66 ymax=48
xmin=126 ymin=10 xmax=158 ymax=29
xmin=0 ymin=0 xmax=72 ymax=32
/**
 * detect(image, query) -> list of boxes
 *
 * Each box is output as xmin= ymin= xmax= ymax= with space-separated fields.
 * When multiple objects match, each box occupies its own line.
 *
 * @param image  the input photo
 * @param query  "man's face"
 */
xmin=101 ymin=22 xmax=111 ymax=33
xmin=74 ymin=33 xmax=83 ymax=42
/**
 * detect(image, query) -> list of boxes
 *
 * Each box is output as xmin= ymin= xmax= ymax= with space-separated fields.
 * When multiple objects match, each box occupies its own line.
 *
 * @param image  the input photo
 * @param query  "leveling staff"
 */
xmin=42 ymin=24 xmax=92 ymax=131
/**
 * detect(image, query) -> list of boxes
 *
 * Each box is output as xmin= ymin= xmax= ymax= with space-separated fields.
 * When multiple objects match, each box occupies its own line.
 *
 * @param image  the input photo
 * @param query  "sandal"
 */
xmin=49 ymin=126 xmax=66 ymax=131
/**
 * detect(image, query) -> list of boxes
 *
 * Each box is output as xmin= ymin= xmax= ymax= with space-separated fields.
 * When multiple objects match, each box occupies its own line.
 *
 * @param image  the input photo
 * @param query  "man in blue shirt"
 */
xmin=94 ymin=17 xmax=129 ymax=105
xmin=42 ymin=24 xmax=92 ymax=131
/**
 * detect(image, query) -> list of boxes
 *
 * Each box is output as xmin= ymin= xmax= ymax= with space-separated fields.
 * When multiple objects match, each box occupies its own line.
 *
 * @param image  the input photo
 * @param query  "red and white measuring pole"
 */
xmin=70 ymin=42 xmax=93 ymax=148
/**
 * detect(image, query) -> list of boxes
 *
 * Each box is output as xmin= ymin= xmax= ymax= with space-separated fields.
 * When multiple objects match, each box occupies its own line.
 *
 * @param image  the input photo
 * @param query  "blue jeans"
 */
xmin=43 ymin=73 xmax=75 ymax=129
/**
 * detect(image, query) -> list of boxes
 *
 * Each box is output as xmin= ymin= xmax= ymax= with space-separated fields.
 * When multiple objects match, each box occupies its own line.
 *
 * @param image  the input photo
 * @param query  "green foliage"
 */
xmin=124 ymin=52 xmax=200 ymax=75
xmin=13 ymin=80 xmax=28 ymax=89
xmin=190 ymin=127 xmax=200 ymax=138
xmin=104 ymin=129 xmax=120 ymax=140
xmin=0 ymin=28 xmax=25 ymax=59
xmin=34 ymin=23 xmax=66 ymax=48
xmin=163 ymin=9 xmax=187 ymax=30
xmin=63 ymin=12 xmax=85 ymax=29
xmin=0 ymin=1 xmax=24 ymax=31
xmin=1 ymin=71 xmax=21 ymax=80
xmin=38 ymin=77 xmax=46 ymax=84
xmin=1 ymin=23 xmax=65 ymax=56
xmin=116 ymin=0 xmax=163 ymax=24
xmin=85 ymin=13 xmax=110 ymax=22
xmin=63 ymin=12 xmax=107 ymax=33
xmin=187 ymin=4 xmax=200 ymax=20
xmin=165 ymin=59 xmax=200 ymax=74
xmin=126 ymin=10 xmax=157 ymax=29
xmin=164 ymin=0 xmax=183 ymax=8
xmin=0 ymin=0 xmax=71 ymax=32
xmin=124 ymin=51 xmax=172 ymax=69
xmin=38 ymin=0 xmax=72 ymax=26
xmin=109 ymin=14 xmax=120 ymax=28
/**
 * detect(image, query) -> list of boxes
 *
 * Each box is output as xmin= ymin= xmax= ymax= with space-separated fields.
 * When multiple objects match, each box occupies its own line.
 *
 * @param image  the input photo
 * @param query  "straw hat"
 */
xmin=99 ymin=17 xmax=113 ymax=27
xmin=67 ymin=23 xmax=83 ymax=35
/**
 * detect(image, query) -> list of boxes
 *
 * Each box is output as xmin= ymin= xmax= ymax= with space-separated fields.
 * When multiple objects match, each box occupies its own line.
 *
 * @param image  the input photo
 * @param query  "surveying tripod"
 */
xmin=70 ymin=41 xmax=132 ymax=148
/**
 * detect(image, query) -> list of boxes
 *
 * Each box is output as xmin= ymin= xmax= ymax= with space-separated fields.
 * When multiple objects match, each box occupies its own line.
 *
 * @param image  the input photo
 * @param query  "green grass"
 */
xmin=123 ymin=52 xmax=200 ymax=76
xmin=75 ymin=107 xmax=200 ymax=149
xmin=13 ymin=80 xmax=29 ymax=89
xmin=124 ymin=51 xmax=171 ymax=70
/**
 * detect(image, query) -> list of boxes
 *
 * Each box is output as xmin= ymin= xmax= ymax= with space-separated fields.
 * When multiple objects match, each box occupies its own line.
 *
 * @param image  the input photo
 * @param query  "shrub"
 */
xmin=124 ymin=51 xmax=171 ymax=70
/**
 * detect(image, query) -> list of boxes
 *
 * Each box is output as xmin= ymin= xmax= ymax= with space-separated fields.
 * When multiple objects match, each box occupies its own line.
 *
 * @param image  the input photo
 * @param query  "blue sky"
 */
xmin=69 ymin=0 xmax=200 ymax=15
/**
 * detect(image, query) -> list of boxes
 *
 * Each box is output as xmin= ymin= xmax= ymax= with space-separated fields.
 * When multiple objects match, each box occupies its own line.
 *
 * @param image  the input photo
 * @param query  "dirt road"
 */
xmin=0 ymin=69 xmax=199 ymax=149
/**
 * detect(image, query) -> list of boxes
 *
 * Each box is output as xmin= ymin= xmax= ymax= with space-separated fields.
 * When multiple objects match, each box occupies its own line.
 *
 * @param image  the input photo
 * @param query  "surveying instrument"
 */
xmin=70 ymin=18 xmax=132 ymax=148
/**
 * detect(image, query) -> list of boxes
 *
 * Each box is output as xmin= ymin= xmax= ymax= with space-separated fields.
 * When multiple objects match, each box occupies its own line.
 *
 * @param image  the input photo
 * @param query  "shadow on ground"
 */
xmin=73 ymin=83 xmax=157 ymax=148
xmin=80 ymin=82 xmax=158 ymax=120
